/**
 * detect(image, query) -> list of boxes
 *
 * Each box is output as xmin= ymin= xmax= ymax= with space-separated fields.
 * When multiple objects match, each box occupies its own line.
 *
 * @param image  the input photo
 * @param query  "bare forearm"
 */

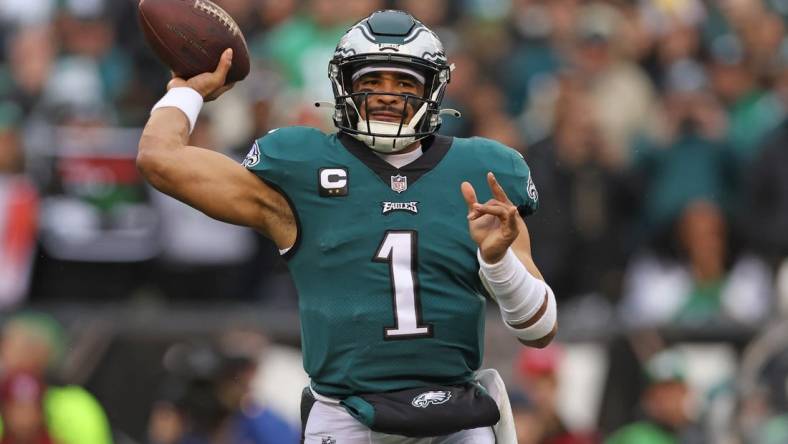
xmin=143 ymin=108 xmax=190 ymax=146
xmin=137 ymin=109 xmax=191 ymax=191
xmin=138 ymin=109 xmax=189 ymax=160
xmin=511 ymin=217 xmax=544 ymax=280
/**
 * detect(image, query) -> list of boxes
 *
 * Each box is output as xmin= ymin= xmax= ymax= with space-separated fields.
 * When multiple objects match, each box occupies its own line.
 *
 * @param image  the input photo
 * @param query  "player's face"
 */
xmin=352 ymin=71 xmax=425 ymax=124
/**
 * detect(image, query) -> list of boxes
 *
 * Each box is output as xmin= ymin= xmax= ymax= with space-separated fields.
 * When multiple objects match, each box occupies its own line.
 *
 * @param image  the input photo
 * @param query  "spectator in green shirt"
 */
xmin=606 ymin=350 xmax=703 ymax=444
xmin=0 ymin=312 xmax=113 ymax=444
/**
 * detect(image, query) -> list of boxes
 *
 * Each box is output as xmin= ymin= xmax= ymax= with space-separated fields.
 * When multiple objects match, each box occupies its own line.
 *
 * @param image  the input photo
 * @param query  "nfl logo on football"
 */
xmin=391 ymin=175 xmax=407 ymax=193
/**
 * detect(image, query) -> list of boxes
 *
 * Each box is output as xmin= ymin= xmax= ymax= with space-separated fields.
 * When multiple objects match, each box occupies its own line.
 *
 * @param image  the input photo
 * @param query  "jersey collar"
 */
xmin=338 ymin=132 xmax=453 ymax=189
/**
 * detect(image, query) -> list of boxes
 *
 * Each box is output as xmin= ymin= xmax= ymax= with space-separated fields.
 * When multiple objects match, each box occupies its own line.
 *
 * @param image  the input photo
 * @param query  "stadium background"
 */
xmin=2 ymin=0 xmax=788 ymax=442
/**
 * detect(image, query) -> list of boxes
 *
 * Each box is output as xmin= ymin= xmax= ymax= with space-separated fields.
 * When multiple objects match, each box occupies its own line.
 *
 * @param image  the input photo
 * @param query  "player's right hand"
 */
xmin=167 ymin=48 xmax=236 ymax=102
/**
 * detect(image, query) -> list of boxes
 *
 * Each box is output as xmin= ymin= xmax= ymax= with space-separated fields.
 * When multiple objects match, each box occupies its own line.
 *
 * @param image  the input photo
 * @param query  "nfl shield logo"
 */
xmin=391 ymin=175 xmax=408 ymax=193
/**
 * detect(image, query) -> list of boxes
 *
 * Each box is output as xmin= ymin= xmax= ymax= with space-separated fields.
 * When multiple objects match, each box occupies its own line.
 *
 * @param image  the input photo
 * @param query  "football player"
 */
xmin=137 ymin=10 xmax=557 ymax=444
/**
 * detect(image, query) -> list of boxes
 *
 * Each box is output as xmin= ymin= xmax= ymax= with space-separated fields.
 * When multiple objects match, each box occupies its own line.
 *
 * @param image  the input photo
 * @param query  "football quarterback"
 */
xmin=137 ymin=9 xmax=557 ymax=444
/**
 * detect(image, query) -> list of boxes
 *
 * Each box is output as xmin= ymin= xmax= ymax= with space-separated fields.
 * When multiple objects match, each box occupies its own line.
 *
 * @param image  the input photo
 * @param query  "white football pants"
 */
xmin=302 ymin=398 xmax=495 ymax=444
xmin=303 ymin=369 xmax=516 ymax=444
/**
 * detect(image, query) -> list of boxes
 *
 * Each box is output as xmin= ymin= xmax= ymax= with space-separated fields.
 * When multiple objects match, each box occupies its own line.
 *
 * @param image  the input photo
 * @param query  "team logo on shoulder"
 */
xmin=242 ymin=142 xmax=261 ymax=168
xmin=527 ymin=175 xmax=538 ymax=202
xmin=319 ymin=167 xmax=348 ymax=197
xmin=412 ymin=390 xmax=452 ymax=408
xmin=321 ymin=437 xmax=336 ymax=444
xmin=391 ymin=174 xmax=408 ymax=193
xmin=381 ymin=201 xmax=419 ymax=215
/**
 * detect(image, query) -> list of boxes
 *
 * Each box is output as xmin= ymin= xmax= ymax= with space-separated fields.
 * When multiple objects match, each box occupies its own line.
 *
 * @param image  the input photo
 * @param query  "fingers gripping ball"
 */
xmin=138 ymin=0 xmax=250 ymax=84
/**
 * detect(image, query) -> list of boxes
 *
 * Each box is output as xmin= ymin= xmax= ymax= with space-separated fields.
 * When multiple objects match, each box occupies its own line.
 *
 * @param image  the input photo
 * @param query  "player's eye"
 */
xmin=355 ymin=79 xmax=377 ymax=93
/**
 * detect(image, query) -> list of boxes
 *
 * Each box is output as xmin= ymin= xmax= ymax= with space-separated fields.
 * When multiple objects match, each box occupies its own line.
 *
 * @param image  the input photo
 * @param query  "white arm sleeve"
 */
xmin=478 ymin=248 xmax=557 ymax=341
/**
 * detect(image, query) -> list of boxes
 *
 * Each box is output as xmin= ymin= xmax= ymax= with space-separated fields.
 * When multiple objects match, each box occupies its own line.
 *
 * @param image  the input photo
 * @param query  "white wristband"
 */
xmin=151 ymin=87 xmax=204 ymax=134
xmin=504 ymin=286 xmax=557 ymax=341
xmin=478 ymin=248 xmax=546 ymax=324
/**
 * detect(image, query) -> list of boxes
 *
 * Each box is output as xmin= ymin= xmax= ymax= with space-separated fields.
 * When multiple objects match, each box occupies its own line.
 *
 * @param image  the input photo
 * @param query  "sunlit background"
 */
xmin=1 ymin=0 xmax=788 ymax=443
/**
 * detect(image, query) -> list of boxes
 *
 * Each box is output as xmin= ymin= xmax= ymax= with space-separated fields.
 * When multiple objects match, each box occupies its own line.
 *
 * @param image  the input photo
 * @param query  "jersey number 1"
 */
xmin=373 ymin=231 xmax=433 ymax=339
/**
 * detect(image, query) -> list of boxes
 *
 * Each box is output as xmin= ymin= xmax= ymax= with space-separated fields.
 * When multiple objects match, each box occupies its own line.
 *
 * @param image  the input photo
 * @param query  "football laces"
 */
xmin=193 ymin=0 xmax=240 ymax=37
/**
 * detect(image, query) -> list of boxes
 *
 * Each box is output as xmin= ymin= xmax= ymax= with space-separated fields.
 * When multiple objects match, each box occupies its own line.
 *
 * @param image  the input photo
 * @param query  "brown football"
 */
xmin=138 ymin=0 xmax=250 ymax=84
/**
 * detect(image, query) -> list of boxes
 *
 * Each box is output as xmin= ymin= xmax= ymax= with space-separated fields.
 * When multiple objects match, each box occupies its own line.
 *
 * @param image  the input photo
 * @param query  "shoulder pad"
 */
xmin=243 ymin=126 xmax=329 ymax=170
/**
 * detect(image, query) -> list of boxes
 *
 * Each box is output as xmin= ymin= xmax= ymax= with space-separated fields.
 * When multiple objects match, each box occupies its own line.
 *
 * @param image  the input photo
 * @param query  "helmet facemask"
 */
xmin=353 ymin=91 xmax=428 ymax=152
xmin=330 ymin=61 xmax=448 ymax=153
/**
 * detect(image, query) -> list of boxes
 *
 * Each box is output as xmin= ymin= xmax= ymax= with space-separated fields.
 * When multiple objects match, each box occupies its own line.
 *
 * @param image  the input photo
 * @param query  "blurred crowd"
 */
xmin=2 ymin=0 xmax=788 ymax=442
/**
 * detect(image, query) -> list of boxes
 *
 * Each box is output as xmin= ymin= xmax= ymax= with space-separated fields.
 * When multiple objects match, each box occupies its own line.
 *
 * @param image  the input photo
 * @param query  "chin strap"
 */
xmin=407 ymin=101 xmax=430 ymax=132
xmin=439 ymin=108 xmax=462 ymax=118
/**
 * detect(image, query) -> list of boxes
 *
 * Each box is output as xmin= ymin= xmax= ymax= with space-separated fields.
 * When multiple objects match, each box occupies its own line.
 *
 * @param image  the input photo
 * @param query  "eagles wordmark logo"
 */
xmin=411 ymin=390 xmax=452 ymax=408
xmin=381 ymin=201 xmax=419 ymax=215
xmin=391 ymin=174 xmax=408 ymax=193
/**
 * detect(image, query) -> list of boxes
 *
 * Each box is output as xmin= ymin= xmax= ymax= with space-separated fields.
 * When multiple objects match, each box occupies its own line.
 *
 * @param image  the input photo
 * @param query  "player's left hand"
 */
xmin=461 ymin=172 xmax=520 ymax=264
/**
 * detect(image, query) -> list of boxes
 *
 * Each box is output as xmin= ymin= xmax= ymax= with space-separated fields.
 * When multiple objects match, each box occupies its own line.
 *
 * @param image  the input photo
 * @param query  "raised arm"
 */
xmin=136 ymin=49 xmax=296 ymax=250
xmin=461 ymin=172 xmax=558 ymax=348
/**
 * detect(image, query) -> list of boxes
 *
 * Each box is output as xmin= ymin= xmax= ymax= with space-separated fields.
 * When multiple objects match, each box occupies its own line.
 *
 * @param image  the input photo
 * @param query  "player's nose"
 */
xmin=376 ymin=93 xmax=400 ymax=105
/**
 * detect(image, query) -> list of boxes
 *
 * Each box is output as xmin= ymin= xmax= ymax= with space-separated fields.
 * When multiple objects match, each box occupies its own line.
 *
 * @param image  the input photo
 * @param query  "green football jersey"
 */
xmin=244 ymin=127 xmax=538 ymax=397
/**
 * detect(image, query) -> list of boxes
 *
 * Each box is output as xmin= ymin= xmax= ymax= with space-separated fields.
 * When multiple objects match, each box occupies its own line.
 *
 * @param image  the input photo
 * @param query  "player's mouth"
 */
xmin=369 ymin=112 xmax=405 ymax=123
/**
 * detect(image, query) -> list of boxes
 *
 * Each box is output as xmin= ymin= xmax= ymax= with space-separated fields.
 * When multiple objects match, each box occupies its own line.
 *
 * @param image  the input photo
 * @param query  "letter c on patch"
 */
xmin=320 ymin=169 xmax=347 ymax=188
xmin=318 ymin=167 xmax=349 ymax=197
